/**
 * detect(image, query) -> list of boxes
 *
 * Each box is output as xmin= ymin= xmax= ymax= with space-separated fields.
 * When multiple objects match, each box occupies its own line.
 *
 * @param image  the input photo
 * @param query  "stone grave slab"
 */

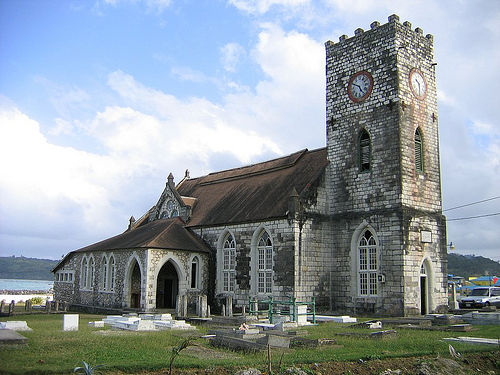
xmin=63 ymin=314 xmax=79 ymax=331
xmin=0 ymin=321 xmax=32 ymax=331
xmin=444 ymin=337 xmax=500 ymax=346
xmin=295 ymin=305 xmax=308 ymax=324
xmin=102 ymin=315 xmax=123 ymax=325
xmin=369 ymin=330 xmax=397 ymax=339
xmin=256 ymin=334 xmax=290 ymax=348
xmin=211 ymin=329 xmax=264 ymax=340
xmin=449 ymin=324 xmax=473 ymax=331
xmin=210 ymin=335 xmax=267 ymax=352
xmin=120 ymin=320 xmax=155 ymax=331
xmin=154 ymin=320 xmax=195 ymax=330
xmin=0 ymin=329 xmax=28 ymax=346
xmin=88 ymin=321 xmax=105 ymax=328
xmin=313 ymin=315 xmax=357 ymax=323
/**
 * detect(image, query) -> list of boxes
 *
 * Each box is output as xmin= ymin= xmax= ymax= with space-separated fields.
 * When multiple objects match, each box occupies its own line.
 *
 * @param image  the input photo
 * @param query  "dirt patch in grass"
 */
xmin=106 ymin=351 xmax=499 ymax=375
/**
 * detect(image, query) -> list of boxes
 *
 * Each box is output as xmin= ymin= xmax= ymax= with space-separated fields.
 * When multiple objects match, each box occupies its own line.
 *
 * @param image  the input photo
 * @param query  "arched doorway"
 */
xmin=130 ymin=260 xmax=142 ymax=309
xmin=156 ymin=261 xmax=179 ymax=309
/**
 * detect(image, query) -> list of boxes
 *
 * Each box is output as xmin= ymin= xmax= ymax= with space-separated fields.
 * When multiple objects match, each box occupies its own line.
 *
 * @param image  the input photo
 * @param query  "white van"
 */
xmin=459 ymin=286 xmax=500 ymax=308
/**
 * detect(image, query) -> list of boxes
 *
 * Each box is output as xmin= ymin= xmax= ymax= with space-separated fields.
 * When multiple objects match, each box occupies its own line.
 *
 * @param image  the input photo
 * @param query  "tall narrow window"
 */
xmin=88 ymin=258 xmax=95 ymax=290
xmin=358 ymin=230 xmax=377 ymax=296
xmin=415 ymin=128 xmax=424 ymax=173
xmin=109 ymin=256 xmax=115 ymax=291
xmin=359 ymin=130 xmax=371 ymax=172
xmin=257 ymin=231 xmax=273 ymax=294
xmin=102 ymin=257 xmax=108 ymax=290
xmin=81 ymin=258 xmax=88 ymax=289
xmin=222 ymin=234 xmax=236 ymax=292
xmin=191 ymin=257 xmax=199 ymax=289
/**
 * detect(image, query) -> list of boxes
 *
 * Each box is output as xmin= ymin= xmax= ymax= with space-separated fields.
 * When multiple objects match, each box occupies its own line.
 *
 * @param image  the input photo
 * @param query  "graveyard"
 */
xmin=0 ymin=310 xmax=499 ymax=374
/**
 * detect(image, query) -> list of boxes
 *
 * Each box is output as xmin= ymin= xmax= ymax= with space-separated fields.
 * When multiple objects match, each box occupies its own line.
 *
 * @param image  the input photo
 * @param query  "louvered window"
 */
xmin=415 ymin=128 xmax=423 ymax=173
xmin=359 ymin=130 xmax=371 ymax=172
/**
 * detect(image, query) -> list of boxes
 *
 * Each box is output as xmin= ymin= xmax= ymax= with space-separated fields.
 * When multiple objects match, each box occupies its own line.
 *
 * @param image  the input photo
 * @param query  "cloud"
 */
xmin=34 ymin=77 xmax=92 ymax=119
xmin=0 ymin=108 xmax=117 ymax=239
xmin=220 ymin=43 xmax=246 ymax=73
xmin=170 ymin=66 xmax=218 ymax=84
xmin=229 ymin=0 xmax=310 ymax=14
xmin=101 ymin=72 xmax=283 ymax=166
xmin=101 ymin=0 xmax=171 ymax=13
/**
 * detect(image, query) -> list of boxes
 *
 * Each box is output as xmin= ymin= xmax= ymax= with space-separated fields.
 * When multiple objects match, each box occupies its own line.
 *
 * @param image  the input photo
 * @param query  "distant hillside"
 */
xmin=0 ymin=256 xmax=59 ymax=281
xmin=448 ymin=253 xmax=500 ymax=279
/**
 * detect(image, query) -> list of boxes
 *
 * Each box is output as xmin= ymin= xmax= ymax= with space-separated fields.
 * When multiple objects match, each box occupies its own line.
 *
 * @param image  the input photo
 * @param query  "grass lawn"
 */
xmin=0 ymin=313 xmax=499 ymax=374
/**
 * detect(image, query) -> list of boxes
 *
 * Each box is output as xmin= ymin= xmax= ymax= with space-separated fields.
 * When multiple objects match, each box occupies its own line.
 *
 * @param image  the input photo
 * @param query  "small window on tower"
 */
xmin=359 ymin=129 xmax=371 ymax=172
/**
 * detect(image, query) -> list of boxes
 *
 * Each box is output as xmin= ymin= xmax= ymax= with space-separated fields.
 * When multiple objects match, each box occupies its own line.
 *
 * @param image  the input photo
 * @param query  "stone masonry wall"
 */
xmin=54 ymin=249 xmax=147 ymax=309
xmin=294 ymin=174 xmax=335 ymax=309
xmin=54 ymin=247 xmax=208 ymax=312
xmin=191 ymin=218 xmax=297 ymax=308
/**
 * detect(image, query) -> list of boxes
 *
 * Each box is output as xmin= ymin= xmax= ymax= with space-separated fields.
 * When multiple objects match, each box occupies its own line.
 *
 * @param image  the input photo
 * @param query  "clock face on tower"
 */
xmin=348 ymin=71 xmax=373 ymax=102
xmin=409 ymin=68 xmax=427 ymax=99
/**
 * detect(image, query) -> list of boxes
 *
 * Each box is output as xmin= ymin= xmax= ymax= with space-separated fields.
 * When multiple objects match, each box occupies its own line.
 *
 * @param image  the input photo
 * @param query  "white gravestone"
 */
xmin=63 ymin=314 xmax=79 ymax=331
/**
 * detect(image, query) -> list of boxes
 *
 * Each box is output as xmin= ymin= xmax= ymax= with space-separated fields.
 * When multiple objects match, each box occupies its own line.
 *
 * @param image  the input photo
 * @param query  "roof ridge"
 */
xmin=199 ymin=149 xmax=309 ymax=186
xmin=207 ymin=149 xmax=308 ymax=176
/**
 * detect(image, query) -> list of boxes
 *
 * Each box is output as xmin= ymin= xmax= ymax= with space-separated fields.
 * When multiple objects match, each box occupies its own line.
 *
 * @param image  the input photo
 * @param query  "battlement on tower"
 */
xmin=325 ymin=14 xmax=434 ymax=51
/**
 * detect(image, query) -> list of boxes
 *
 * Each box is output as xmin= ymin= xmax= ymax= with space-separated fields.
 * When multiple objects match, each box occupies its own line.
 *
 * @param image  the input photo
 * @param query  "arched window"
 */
xmin=81 ymin=257 xmax=88 ymax=289
xmin=415 ymin=128 xmax=424 ymax=173
xmin=358 ymin=230 xmax=378 ymax=296
xmin=88 ymin=257 xmax=95 ymax=290
xmin=109 ymin=256 xmax=115 ymax=291
xmin=191 ymin=256 xmax=199 ymax=289
xmin=102 ymin=257 xmax=108 ymax=290
xmin=257 ymin=231 xmax=273 ymax=294
xmin=359 ymin=129 xmax=371 ymax=172
xmin=222 ymin=234 xmax=236 ymax=292
xmin=160 ymin=199 xmax=179 ymax=219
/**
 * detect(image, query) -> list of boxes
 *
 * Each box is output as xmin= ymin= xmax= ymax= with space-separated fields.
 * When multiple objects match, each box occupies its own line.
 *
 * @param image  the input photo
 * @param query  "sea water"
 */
xmin=0 ymin=278 xmax=53 ymax=291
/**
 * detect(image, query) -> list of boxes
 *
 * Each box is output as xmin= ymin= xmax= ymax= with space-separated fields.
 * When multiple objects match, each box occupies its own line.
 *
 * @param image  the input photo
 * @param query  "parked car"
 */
xmin=459 ymin=286 xmax=500 ymax=308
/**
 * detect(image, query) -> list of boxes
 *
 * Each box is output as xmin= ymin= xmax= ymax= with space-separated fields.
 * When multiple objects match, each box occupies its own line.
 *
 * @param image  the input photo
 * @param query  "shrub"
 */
xmin=30 ymin=296 xmax=44 ymax=305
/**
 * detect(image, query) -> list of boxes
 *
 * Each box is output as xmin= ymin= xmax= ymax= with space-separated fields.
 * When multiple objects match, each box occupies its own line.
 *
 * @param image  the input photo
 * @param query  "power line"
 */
xmin=444 ymin=196 xmax=500 ymax=212
xmin=447 ymin=212 xmax=500 ymax=222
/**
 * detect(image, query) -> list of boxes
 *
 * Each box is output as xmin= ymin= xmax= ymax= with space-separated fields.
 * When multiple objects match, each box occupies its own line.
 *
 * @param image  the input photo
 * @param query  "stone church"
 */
xmin=53 ymin=15 xmax=448 ymax=316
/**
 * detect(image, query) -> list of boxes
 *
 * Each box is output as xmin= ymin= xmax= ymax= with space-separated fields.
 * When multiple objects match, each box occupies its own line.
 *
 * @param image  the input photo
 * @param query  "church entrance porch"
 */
xmin=156 ymin=261 xmax=179 ymax=309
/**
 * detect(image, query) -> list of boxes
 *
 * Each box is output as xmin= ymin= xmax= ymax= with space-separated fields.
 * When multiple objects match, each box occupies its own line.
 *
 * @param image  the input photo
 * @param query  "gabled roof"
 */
xmin=177 ymin=148 xmax=328 ymax=227
xmin=75 ymin=217 xmax=209 ymax=253
xmin=53 ymin=218 xmax=210 ymax=271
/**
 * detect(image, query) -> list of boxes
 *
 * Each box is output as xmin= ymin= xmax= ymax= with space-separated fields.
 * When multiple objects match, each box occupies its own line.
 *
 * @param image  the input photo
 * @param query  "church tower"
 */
xmin=325 ymin=15 xmax=447 ymax=315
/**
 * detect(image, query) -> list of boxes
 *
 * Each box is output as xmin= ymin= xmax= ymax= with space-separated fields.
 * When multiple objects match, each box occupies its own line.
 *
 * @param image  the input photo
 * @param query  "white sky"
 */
xmin=0 ymin=0 xmax=499 ymax=261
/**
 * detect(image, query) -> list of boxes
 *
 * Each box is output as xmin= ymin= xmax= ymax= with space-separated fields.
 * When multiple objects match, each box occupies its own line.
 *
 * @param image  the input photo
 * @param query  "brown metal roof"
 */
xmin=73 ymin=217 xmax=210 ymax=253
xmin=178 ymin=148 xmax=328 ymax=227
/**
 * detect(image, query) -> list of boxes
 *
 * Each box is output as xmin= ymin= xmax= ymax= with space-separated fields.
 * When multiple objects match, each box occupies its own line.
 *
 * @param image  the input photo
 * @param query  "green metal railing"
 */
xmin=248 ymin=295 xmax=316 ymax=324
